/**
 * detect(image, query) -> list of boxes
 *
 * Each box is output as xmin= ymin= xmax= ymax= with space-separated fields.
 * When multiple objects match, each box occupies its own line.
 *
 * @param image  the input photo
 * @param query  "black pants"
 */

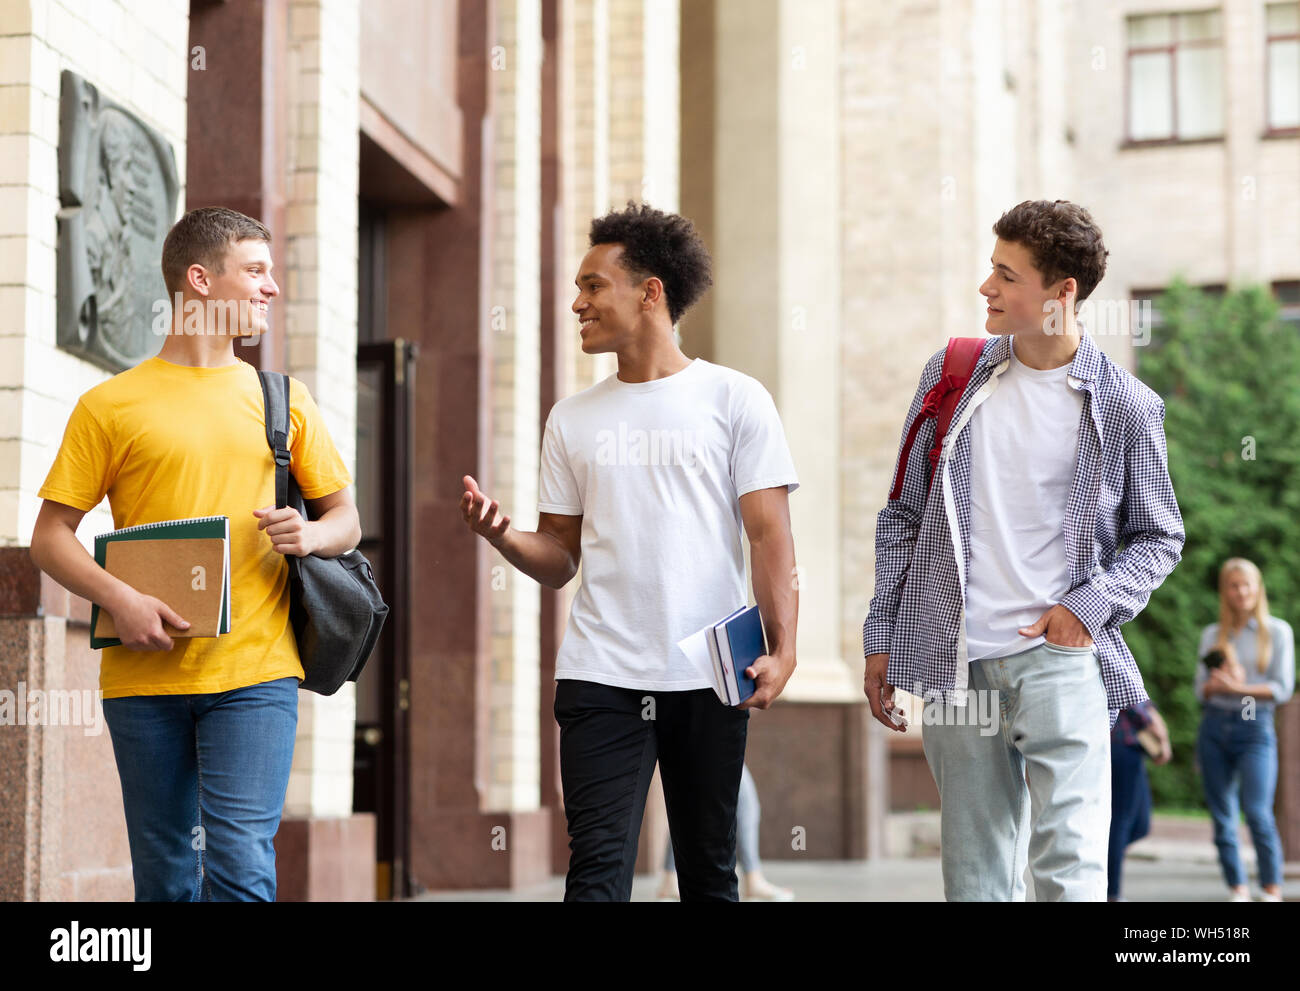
xmin=554 ymin=679 xmax=749 ymax=902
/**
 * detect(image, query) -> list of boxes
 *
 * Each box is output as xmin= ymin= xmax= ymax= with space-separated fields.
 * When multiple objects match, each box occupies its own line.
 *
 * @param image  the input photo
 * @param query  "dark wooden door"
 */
xmin=354 ymin=338 xmax=417 ymax=898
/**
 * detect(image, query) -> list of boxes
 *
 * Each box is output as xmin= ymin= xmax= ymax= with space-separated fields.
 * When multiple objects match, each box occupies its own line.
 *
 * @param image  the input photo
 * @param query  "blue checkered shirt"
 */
xmin=862 ymin=332 xmax=1185 ymax=724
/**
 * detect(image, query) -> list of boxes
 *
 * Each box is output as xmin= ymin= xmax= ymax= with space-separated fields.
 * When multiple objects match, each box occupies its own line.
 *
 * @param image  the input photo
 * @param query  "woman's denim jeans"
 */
xmin=1197 ymin=705 xmax=1282 ymax=889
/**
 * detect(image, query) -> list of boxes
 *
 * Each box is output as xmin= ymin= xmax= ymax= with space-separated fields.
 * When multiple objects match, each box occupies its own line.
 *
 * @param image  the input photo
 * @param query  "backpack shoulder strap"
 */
xmin=887 ymin=337 xmax=986 ymax=501
xmin=930 ymin=336 xmax=986 ymax=456
xmin=257 ymin=370 xmax=293 ymax=510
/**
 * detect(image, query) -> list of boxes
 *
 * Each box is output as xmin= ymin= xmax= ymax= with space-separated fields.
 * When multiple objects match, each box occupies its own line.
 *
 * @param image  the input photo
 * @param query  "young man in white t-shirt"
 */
xmin=863 ymin=200 xmax=1184 ymax=900
xmin=460 ymin=204 xmax=799 ymax=901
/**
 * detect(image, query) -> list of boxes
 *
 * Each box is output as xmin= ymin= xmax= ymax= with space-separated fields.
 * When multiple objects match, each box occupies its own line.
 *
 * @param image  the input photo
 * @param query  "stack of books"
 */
xmin=90 ymin=516 xmax=231 ymax=649
xmin=699 ymin=605 xmax=766 ymax=707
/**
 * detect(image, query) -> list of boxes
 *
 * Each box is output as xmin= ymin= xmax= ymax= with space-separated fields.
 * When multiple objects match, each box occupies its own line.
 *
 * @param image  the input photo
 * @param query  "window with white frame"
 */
xmin=1266 ymin=2 xmax=1300 ymax=132
xmin=1126 ymin=9 xmax=1224 ymax=142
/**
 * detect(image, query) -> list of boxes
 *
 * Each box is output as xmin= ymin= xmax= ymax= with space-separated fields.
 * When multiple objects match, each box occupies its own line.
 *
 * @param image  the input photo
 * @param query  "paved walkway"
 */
xmin=413 ymin=857 xmax=1296 ymax=902
xmin=413 ymin=815 xmax=1299 ymax=902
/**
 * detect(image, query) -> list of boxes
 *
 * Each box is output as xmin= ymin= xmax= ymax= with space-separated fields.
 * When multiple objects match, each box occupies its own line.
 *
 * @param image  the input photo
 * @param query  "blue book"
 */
xmin=716 ymin=605 xmax=764 ymax=706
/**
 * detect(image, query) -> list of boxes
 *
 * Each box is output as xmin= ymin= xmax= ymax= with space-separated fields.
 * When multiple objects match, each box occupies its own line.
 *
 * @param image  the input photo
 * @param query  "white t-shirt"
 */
xmin=539 ymin=358 xmax=799 ymax=692
xmin=964 ymin=338 xmax=1085 ymax=661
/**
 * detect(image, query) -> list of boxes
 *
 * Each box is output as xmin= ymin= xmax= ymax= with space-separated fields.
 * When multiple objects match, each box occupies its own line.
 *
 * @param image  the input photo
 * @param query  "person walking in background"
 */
xmin=1196 ymin=558 xmax=1294 ymax=902
xmin=1107 ymin=700 xmax=1172 ymax=901
xmin=656 ymin=763 xmax=794 ymax=901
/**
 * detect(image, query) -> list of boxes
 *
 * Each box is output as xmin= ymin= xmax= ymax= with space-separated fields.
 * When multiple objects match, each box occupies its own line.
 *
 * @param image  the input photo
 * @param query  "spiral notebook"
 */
xmin=90 ymin=516 xmax=231 ymax=649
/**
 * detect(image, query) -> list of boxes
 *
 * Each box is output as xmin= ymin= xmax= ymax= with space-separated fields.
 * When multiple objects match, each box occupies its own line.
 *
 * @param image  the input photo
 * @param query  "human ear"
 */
xmin=1058 ymin=277 xmax=1077 ymax=311
xmin=186 ymin=264 xmax=210 ymax=297
xmin=642 ymin=277 xmax=664 ymax=310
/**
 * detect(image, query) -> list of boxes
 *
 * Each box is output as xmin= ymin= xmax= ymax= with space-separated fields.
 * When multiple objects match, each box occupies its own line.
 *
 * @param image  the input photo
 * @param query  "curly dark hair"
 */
xmin=589 ymin=203 xmax=713 ymax=324
xmin=992 ymin=200 xmax=1109 ymax=303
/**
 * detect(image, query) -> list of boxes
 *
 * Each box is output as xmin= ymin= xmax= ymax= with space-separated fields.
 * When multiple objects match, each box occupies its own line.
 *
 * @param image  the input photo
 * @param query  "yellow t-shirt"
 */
xmin=38 ymin=356 xmax=353 ymax=699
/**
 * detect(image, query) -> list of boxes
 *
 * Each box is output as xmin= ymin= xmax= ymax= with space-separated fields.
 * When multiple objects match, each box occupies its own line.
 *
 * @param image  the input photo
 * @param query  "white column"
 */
xmin=282 ymin=0 xmax=362 ymax=820
xmin=487 ymin=0 xmax=543 ymax=813
xmin=712 ymin=0 xmax=851 ymax=701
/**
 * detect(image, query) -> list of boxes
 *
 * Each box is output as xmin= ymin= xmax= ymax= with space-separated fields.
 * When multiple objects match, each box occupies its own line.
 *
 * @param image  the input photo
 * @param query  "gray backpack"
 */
xmin=258 ymin=371 xmax=388 ymax=695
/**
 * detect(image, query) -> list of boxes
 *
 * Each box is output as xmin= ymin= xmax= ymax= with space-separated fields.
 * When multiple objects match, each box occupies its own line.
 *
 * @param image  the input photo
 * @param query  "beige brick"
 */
xmin=0 ymin=436 xmax=20 ymax=486
xmin=20 ymin=385 xmax=69 ymax=449
xmin=26 ymin=231 xmax=53 ymax=294
xmin=0 ymin=0 xmax=35 ymax=35
xmin=81 ymin=0 xmax=121 ymax=48
xmin=0 ymin=285 xmax=30 ymax=335
xmin=0 ymin=36 xmax=32 ymax=87
xmin=30 ymin=87 xmax=55 ymax=144
xmin=0 ymin=184 xmax=31 ymax=241
xmin=17 ymin=435 xmax=51 ymax=490
xmin=23 ymin=186 xmax=53 ymax=248
xmin=0 ymin=82 xmax=32 ymax=132
xmin=284 ymin=769 xmax=310 ymax=814
xmin=0 ymin=235 xmax=27 ymax=288
xmin=289 ymin=2 xmax=320 ymax=41
xmin=25 ymin=136 xmax=54 ymax=196
xmin=0 ymin=386 xmax=20 ymax=438
xmin=312 ymin=770 xmax=352 ymax=816
xmin=26 ymin=33 xmax=55 ymax=95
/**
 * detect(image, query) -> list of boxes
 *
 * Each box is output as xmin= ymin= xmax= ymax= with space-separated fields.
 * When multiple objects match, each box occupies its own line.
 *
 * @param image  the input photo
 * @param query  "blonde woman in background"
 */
xmin=1195 ymin=558 xmax=1295 ymax=902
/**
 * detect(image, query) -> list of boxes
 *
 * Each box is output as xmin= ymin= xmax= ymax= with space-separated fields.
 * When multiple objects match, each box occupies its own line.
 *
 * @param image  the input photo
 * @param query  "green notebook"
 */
xmin=90 ymin=516 xmax=231 ymax=649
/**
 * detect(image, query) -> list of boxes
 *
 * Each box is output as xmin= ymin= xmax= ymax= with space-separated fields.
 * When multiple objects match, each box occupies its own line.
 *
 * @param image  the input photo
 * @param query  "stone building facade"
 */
xmin=1 ymin=0 xmax=1296 ymax=900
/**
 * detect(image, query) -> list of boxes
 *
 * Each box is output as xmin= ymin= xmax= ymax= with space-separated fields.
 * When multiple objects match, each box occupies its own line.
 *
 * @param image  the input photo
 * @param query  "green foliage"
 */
xmin=1130 ymin=279 xmax=1300 ymax=807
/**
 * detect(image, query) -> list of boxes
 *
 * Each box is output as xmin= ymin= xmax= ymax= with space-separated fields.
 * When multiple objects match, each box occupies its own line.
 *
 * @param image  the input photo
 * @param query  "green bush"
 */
xmin=1130 ymin=279 xmax=1300 ymax=809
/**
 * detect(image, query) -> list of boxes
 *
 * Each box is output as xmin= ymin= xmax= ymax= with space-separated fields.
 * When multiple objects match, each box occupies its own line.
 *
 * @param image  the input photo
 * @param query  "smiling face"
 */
xmin=978 ymin=238 xmax=1075 ymax=337
xmin=571 ymin=243 xmax=654 ymax=354
xmin=189 ymin=238 xmax=279 ymax=337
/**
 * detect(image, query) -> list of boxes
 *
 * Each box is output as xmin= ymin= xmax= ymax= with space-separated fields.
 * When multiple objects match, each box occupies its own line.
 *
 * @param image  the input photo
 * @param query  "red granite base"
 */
xmin=409 ymin=808 xmax=551 ymax=892
xmin=274 ymin=813 xmax=377 ymax=902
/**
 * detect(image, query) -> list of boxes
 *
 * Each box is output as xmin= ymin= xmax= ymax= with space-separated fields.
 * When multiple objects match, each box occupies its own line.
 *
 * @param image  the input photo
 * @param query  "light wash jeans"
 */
xmin=102 ymin=677 xmax=299 ymax=901
xmin=922 ymin=641 xmax=1111 ymax=901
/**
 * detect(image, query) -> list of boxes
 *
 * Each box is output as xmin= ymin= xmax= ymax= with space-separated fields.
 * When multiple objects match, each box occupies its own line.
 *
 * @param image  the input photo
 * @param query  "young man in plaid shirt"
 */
xmin=862 ymin=200 xmax=1184 ymax=901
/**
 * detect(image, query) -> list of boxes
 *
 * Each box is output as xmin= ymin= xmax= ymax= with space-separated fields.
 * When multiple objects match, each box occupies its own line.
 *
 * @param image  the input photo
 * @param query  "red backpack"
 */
xmin=887 ymin=337 xmax=986 ymax=501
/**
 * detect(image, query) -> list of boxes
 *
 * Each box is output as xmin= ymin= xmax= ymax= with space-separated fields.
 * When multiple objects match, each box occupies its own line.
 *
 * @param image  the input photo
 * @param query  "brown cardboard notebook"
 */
xmin=94 ymin=537 xmax=228 ymax=640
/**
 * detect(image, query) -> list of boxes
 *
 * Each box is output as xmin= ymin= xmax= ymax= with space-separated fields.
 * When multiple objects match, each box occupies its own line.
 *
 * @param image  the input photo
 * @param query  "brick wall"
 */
xmin=0 ymin=0 xmax=189 ymax=549
xmin=0 ymin=0 xmax=191 ymax=902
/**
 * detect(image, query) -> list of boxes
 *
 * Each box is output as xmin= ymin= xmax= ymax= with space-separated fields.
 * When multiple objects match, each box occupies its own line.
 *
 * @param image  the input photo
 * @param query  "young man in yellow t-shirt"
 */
xmin=30 ymin=207 xmax=360 ymax=901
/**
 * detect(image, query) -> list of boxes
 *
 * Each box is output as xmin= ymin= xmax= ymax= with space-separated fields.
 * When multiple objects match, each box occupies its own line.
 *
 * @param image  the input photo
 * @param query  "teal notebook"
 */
xmin=90 ymin=516 xmax=231 ymax=649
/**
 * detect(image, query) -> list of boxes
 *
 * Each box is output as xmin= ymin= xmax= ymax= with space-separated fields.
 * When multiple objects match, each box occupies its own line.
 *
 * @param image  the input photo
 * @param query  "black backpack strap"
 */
xmin=257 ymin=370 xmax=293 ymax=510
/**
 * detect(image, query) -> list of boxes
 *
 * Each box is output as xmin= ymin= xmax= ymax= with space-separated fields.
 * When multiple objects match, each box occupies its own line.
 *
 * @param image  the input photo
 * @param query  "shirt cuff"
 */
xmin=863 ymin=621 xmax=893 ymax=657
xmin=1059 ymin=584 xmax=1111 ymax=639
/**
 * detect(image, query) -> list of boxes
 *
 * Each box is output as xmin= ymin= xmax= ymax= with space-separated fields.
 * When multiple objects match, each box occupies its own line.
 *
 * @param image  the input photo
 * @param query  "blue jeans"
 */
xmin=1197 ymin=706 xmax=1282 ymax=888
xmin=923 ymin=641 xmax=1111 ymax=901
xmin=1107 ymin=740 xmax=1151 ymax=899
xmin=102 ymin=677 xmax=299 ymax=901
